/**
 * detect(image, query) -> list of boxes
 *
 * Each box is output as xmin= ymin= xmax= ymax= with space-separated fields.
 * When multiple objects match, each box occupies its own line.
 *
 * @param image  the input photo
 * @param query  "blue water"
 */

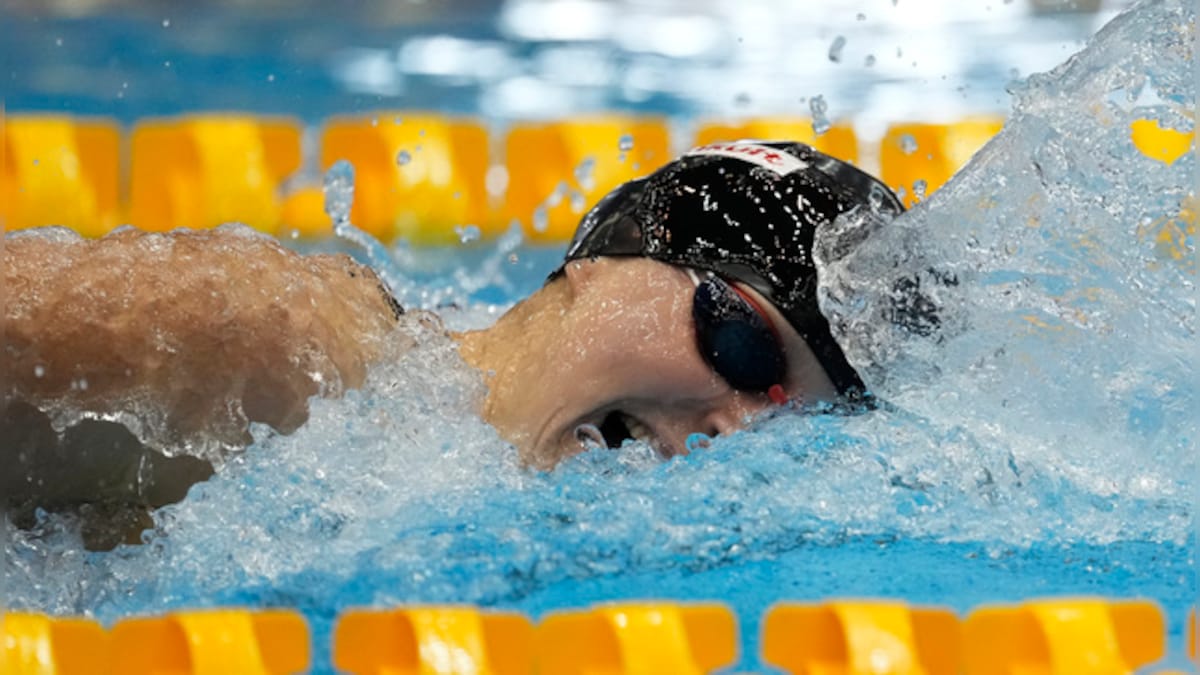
xmin=4 ymin=0 xmax=1196 ymax=672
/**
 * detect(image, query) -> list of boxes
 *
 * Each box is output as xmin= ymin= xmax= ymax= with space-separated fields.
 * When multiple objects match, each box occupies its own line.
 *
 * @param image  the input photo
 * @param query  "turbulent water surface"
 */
xmin=4 ymin=0 xmax=1196 ymax=671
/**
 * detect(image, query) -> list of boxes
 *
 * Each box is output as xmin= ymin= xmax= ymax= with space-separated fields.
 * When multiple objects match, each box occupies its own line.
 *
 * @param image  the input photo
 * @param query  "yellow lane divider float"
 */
xmin=1 ymin=115 xmax=121 ymax=237
xmin=963 ymin=598 xmax=1164 ymax=675
xmin=333 ymin=606 xmax=533 ymax=674
xmin=5 ymin=112 xmax=1192 ymax=244
xmin=504 ymin=116 xmax=669 ymax=243
xmin=537 ymin=603 xmax=736 ymax=675
xmin=879 ymin=117 xmax=1004 ymax=207
xmin=3 ymin=598 xmax=1192 ymax=674
xmin=319 ymin=113 xmax=494 ymax=244
xmin=763 ymin=600 xmax=959 ymax=674
xmin=0 ymin=612 xmax=109 ymax=675
xmin=128 ymin=115 xmax=302 ymax=235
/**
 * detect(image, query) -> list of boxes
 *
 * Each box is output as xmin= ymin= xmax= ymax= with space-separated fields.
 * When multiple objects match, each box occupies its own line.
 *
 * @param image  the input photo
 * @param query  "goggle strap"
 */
xmin=728 ymin=283 xmax=782 ymax=344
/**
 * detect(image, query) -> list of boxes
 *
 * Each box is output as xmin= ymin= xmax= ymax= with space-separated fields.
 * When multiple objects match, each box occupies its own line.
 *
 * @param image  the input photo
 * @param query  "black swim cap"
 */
xmin=554 ymin=140 xmax=904 ymax=399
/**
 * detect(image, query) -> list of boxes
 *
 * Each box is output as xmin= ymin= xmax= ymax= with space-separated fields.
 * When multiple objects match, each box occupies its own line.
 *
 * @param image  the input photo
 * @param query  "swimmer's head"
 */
xmin=553 ymin=140 xmax=904 ymax=401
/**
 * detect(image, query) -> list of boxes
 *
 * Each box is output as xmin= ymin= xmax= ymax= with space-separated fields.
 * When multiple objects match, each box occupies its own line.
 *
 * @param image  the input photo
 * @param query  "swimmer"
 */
xmin=2 ymin=141 xmax=903 ymax=546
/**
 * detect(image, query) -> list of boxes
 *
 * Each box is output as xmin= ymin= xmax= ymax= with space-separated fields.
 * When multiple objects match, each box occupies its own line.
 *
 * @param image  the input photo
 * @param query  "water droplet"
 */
xmin=899 ymin=134 xmax=918 ymax=155
xmin=164 ymin=60 xmax=171 ymax=68
xmin=161 ymin=18 xmax=170 ymax=27
xmin=896 ymin=46 xmax=903 ymax=58
xmin=507 ymin=253 xmax=519 ymax=264
xmin=734 ymin=92 xmax=752 ymax=107
xmin=685 ymin=433 xmax=712 ymax=453
xmin=370 ymin=117 xmax=379 ymax=127
xmin=396 ymin=150 xmax=412 ymax=166
xmin=393 ymin=117 xmax=403 ymax=125
xmin=574 ymin=157 xmax=596 ymax=191
xmin=864 ymin=54 xmax=876 ymax=67
xmin=485 ymin=165 xmax=509 ymax=197
xmin=267 ymin=74 xmax=275 ymax=82
xmin=454 ymin=224 xmax=481 ymax=244
xmin=532 ymin=206 xmax=549 ymax=232
xmin=33 ymin=365 xmax=45 ymax=378
xmin=809 ymin=95 xmax=831 ymax=135
xmin=828 ymin=35 xmax=847 ymax=63
xmin=570 ymin=190 xmax=587 ymax=212
xmin=545 ymin=182 xmax=567 ymax=208
xmin=913 ymin=179 xmax=928 ymax=202
xmin=54 ymin=37 xmax=62 ymax=46
xmin=618 ymin=134 xmax=634 ymax=152
xmin=856 ymin=12 xmax=866 ymax=20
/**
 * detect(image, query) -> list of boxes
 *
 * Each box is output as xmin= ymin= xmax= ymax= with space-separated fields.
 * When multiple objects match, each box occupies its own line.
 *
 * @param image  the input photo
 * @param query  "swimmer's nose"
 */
xmin=705 ymin=395 xmax=772 ymax=437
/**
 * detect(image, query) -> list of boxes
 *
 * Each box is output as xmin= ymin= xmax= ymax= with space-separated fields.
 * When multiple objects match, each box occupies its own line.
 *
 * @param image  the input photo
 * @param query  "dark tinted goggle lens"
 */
xmin=692 ymin=274 xmax=787 ymax=393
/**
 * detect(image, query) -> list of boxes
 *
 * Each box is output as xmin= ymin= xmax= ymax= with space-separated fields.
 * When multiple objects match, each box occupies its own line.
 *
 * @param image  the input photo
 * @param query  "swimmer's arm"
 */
xmin=2 ymin=227 xmax=401 ymax=455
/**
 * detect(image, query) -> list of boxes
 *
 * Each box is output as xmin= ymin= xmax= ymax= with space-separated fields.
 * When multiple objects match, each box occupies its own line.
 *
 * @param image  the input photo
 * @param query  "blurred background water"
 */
xmin=3 ymin=0 xmax=1132 ymax=133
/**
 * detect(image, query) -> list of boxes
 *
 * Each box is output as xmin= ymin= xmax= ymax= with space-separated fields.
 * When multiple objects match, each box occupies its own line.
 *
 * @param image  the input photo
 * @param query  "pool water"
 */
xmin=3 ymin=0 xmax=1196 ymax=672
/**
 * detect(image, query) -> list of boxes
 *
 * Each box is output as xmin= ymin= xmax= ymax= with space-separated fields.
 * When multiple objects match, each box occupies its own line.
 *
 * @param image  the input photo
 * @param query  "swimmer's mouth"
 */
xmin=589 ymin=410 xmax=671 ymax=456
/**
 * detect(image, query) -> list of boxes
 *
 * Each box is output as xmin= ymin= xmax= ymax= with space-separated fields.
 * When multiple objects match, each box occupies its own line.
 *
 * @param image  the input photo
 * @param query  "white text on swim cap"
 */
xmin=686 ymin=142 xmax=808 ymax=175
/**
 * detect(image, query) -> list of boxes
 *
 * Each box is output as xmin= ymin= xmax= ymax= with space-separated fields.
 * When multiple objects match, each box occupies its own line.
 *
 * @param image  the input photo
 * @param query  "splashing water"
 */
xmin=815 ymin=0 xmax=1194 ymax=540
xmin=323 ymin=159 xmax=409 ymax=297
xmin=3 ymin=1 xmax=1196 ymax=671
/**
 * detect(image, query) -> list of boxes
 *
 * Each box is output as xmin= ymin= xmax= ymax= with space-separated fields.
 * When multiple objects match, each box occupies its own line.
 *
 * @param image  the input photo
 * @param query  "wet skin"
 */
xmin=457 ymin=256 xmax=839 ymax=469
xmin=3 ymin=230 xmax=837 ymax=546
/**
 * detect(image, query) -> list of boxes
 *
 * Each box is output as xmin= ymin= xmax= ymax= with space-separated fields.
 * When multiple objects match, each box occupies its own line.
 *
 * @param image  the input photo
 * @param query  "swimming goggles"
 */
xmin=688 ymin=269 xmax=790 ymax=404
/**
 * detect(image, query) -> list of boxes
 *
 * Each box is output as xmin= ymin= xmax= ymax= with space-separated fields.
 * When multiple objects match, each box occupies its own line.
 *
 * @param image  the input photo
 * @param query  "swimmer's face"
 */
xmin=520 ymin=257 xmax=838 ymax=468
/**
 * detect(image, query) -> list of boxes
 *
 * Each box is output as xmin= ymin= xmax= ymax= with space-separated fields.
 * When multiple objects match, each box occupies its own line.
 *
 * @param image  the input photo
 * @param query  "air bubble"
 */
xmin=685 ymin=433 xmax=712 ymax=453
xmin=912 ymin=179 xmax=928 ymax=202
xmin=532 ymin=206 xmax=549 ymax=233
xmin=454 ymin=224 xmax=481 ymax=244
xmin=574 ymin=157 xmax=597 ymax=191
xmin=827 ymin=36 xmax=846 ymax=63
xmin=899 ymin=134 xmax=918 ymax=154
xmin=618 ymin=134 xmax=634 ymax=152
xmin=864 ymin=54 xmax=876 ymax=67
xmin=396 ymin=150 xmax=412 ymax=166
xmin=809 ymin=95 xmax=831 ymax=136
xmin=33 ymin=365 xmax=45 ymax=378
